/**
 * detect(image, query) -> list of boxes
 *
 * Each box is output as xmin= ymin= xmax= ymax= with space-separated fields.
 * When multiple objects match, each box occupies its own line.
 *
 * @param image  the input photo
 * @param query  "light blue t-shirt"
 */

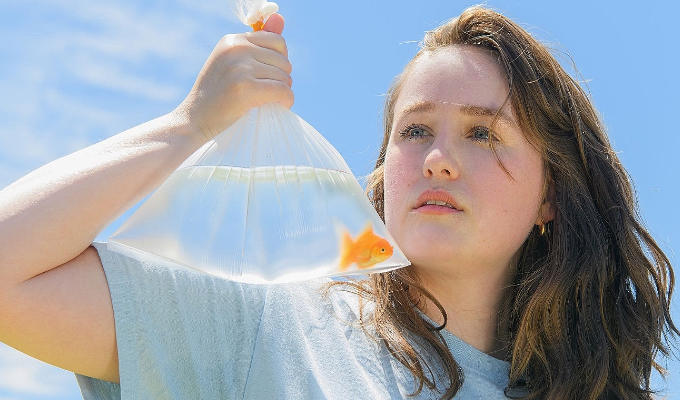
xmin=74 ymin=241 xmax=510 ymax=399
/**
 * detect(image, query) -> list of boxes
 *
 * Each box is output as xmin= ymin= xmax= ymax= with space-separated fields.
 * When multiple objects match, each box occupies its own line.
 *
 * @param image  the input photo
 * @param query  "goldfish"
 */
xmin=338 ymin=223 xmax=394 ymax=271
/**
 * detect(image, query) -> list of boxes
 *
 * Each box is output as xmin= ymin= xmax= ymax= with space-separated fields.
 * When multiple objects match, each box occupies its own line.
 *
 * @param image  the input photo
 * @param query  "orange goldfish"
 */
xmin=338 ymin=224 xmax=393 ymax=271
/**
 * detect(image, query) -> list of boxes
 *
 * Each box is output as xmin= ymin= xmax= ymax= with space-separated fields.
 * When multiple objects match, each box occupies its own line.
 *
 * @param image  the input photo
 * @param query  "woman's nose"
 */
xmin=422 ymin=146 xmax=460 ymax=180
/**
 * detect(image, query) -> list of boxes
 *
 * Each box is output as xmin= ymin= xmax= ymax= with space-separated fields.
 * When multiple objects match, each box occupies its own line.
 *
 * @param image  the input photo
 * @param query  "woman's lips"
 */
xmin=414 ymin=204 xmax=463 ymax=215
xmin=413 ymin=189 xmax=463 ymax=214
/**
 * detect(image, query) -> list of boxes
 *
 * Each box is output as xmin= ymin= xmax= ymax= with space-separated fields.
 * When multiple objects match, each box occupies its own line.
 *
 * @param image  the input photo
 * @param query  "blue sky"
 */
xmin=0 ymin=0 xmax=678 ymax=398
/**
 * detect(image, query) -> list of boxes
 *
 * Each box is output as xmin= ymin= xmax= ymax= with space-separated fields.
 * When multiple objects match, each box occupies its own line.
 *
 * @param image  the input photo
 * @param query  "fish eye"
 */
xmin=380 ymin=248 xmax=385 ymax=253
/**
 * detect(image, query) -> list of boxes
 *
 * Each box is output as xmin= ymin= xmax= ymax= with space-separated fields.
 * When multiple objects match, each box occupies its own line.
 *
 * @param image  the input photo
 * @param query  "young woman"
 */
xmin=0 ymin=6 xmax=675 ymax=400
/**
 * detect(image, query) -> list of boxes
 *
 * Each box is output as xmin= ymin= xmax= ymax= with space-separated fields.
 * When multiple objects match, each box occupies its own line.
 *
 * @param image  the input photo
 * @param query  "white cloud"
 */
xmin=42 ymin=89 xmax=121 ymax=129
xmin=0 ymin=343 xmax=74 ymax=396
xmin=0 ymin=163 xmax=29 ymax=190
xmin=0 ymin=0 xmax=226 ymax=187
xmin=0 ymin=66 xmax=47 ymax=121
xmin=176 ymin=0 xmax=233 ymax=20
xmin=29 ymin=1 xmax=201 ymax=100
xmin=0 ymin=124 xmax=62 ymax=166
xmin=38 ymin=0 xmax=213 ymax=63
xmin=66 ymin=55 xmax=182 ymax=102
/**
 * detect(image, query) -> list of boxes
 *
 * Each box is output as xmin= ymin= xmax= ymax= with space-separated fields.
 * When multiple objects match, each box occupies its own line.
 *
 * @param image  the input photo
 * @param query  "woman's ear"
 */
xmin=536 ymin=183 xmax=556 ymax=224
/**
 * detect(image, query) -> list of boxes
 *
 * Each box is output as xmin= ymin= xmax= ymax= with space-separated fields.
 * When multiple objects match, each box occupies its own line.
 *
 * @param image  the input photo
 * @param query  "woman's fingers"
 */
xmin=246 ymin=30 xmax=288 ymax=58
xmin=252 ymin=46 xmax=292 ymax=74
xmin=252 ymin=62 xmax=292 ymax=87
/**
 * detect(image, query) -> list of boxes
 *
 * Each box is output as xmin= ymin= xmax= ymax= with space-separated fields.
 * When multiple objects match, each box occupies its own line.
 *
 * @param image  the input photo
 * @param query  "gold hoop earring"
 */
xmin=539 ymin=222 xmax=546 ymax=236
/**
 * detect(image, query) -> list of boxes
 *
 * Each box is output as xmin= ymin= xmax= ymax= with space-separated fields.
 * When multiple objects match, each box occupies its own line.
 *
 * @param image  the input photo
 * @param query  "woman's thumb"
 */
xmin=263 ymin=13 xmax=284 ymax=34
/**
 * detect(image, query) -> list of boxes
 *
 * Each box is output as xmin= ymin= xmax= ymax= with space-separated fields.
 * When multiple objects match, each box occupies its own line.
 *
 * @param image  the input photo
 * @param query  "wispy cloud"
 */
xmin=0 ymin=0 xmax=233 ymax=188
xmin=66 ymin=55 xmax=182 ymax=102
xmin=40 ymin=0 xmax=209 ymax=65
xmin=0 ymin=344 xmax=75 ymax=396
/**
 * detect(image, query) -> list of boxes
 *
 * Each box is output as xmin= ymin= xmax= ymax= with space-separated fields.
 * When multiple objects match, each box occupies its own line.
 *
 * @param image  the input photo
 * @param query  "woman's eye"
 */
xmin=399 ymin=124 xmax=430 ymax=140
xmin=469 ymin=126 xmax=498 ymax=143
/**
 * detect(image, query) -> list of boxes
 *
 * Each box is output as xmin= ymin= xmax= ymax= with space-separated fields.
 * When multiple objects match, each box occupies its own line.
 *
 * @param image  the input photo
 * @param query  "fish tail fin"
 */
xmin=339 ymin=230 xmax=354 ymax=271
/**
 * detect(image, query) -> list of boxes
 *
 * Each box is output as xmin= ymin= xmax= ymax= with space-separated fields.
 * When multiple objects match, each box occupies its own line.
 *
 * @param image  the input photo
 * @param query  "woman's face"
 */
xmin=384 ymin=45 xmax=552 ymax=276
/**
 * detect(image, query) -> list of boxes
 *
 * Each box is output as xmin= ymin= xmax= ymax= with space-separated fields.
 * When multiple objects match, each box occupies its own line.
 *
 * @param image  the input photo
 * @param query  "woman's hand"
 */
xmin=174 ymin=14 xmax=293 ymax=144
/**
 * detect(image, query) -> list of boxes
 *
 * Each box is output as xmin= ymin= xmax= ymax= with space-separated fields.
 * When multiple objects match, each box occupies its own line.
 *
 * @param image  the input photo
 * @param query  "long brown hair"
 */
xmin=324 ymin=5 xmax=678 ymax=400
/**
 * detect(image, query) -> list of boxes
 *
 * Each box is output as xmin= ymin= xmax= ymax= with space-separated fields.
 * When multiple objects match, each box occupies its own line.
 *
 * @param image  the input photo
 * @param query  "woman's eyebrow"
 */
xmin=399 ymin=101 xmax=437 ymax=116
xmin=459 ymin=104 xmax=517 ymax=128
xmin=399 ymin=101 xmax=518 ymax=128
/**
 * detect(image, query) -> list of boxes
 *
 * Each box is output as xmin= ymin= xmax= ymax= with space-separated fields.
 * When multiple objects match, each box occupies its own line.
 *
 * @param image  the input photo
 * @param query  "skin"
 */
xmin=383 ymin=45 xmax=554 ymax=356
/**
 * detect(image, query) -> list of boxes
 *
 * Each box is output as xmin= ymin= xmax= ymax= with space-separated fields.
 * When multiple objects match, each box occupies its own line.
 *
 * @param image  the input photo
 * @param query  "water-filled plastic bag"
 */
xmin=107 ymin=2 xmax=410 ymax=283
xmin=108 ymin=104 xmax=409 ymax=283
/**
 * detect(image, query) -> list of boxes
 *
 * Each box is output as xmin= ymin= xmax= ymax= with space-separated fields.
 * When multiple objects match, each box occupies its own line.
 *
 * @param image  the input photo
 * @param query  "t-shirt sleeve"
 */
xmin=74 ymin=241 xmax=269 ymax=400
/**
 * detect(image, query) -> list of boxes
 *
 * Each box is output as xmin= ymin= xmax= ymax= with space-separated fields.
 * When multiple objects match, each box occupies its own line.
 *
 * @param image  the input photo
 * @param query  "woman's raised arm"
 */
xmin=0 ymin=14 xmax=291 ymax=382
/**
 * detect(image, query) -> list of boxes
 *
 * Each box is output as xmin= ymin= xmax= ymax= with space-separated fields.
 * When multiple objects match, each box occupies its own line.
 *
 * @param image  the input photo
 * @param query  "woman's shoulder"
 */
xmin=266 ymin=277 xmax=370 ymax=319
xmin=92 ymin=240 xmax=269 ymax=296
xmin=258 ymin=279 xmax=380 ymax=346
xmin=90 ymin=240 xmax=272 ymax=341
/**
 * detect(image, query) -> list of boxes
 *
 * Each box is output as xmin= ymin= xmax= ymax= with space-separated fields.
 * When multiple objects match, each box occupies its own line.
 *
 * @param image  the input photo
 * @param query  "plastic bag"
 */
xmin=229 ymin=0 xmax=279 ymax=30
xmin=107 ymin=3 xmax=409 ymax=283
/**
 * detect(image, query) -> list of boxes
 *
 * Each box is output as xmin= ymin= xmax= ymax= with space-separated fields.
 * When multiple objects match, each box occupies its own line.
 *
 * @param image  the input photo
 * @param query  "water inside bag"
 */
xmin=108 ymin=164 xmax=409 ymax=283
